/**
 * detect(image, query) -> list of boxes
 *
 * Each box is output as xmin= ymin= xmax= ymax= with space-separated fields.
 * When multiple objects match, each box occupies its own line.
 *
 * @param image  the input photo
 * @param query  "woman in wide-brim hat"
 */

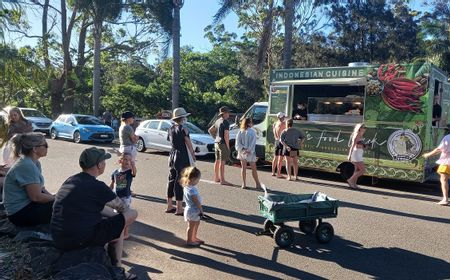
xmin=166 ymin=107 xmax=196 ymax=215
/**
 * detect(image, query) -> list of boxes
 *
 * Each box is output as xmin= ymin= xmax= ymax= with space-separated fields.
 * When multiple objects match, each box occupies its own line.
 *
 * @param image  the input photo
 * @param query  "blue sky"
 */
xmin=6 ymin=1 xmax=241 ymax=59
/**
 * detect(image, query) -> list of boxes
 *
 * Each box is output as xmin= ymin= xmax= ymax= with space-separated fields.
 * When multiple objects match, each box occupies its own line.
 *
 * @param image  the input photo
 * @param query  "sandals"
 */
xmin=186 ymin=241 xmax=202 ymax=247
xmin=436 ymin=200 xmax=449 ymax=206
xmin=165 ymin=208 xmax=176 ymax=213
xmin=125 ymin=272 xmax=137 ymax=280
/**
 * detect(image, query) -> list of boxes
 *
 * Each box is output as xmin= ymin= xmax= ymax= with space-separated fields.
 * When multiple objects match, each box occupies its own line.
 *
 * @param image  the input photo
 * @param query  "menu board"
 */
xmin=269 ymin=85 xmax=289 ymax=114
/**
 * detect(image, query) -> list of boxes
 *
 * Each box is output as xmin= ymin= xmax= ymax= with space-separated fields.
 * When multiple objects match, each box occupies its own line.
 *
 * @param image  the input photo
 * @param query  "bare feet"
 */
xmin=194 ymin=238 xmax=205 ymax=244
xmin=271 ymin=173 xmax=276 ymax=176
xmin=436 ymin=200 xmax=449 ymax=206
xmin=220 ymin=181 xmax=233 ymax=186
xmin=276 ymin=174 xmax=285 ymax=179
xmin=214 ymin=178 xmax=220 ymax=183
xmin=241 ymin=185 xmax=247 ymax=189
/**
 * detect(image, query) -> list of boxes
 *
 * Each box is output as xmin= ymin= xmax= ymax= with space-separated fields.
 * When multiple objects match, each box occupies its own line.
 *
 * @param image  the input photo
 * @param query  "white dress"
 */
xmin=236 ymin=128 xmax=257 ymax=162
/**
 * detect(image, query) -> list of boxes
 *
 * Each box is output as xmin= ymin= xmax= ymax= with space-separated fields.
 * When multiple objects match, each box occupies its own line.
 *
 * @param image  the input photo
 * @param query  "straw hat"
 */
xmin=172 ymin=107 xmax=191 ymax=120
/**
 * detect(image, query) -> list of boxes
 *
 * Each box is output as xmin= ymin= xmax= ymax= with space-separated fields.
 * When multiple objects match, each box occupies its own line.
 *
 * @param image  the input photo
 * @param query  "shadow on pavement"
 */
xmin=128 ymin=222 xmax=324 ymax=280
xmin=284 ymin=235 xmax=450 ymax=279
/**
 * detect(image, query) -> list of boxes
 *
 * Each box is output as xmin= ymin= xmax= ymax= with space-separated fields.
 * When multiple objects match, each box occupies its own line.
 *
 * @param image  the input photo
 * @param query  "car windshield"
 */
xmin=185 ymin=122 xmax=204 ymax=134
xmin=75 ymin=116 xmax=104 ymax=125
xmin=21 ymin=109 xmax=46 ymax=118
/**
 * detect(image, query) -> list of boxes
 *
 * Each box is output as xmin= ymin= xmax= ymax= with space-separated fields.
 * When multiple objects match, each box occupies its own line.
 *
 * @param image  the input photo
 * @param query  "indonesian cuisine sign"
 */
xmin=271 ymin=67 xmax=369 ymax=82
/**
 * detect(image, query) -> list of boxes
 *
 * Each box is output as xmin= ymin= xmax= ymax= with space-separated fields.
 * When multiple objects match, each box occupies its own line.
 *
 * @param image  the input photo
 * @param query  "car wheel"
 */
xmin=73 ymin=131 xmax=81 ymax=143
xmin=136 ymin=137 xmax=146 ymax=152
xmin=50 ymin=128 xmax=58 ymax=140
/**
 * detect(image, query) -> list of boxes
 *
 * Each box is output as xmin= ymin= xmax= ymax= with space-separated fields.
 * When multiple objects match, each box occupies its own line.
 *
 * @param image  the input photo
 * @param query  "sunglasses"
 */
xmin=35 ymin=143 xmax=49 ymax=148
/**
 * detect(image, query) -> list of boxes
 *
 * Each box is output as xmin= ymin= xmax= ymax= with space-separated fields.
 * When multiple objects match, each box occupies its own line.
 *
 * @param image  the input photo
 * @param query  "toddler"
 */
xmin=110 ymin=153 xmax=136 ymax=238
xmin=180 ymin=166 xmax=204 ymax=246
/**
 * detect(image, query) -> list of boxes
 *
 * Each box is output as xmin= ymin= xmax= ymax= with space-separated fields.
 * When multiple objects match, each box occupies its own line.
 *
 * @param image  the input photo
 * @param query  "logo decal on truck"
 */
xmin=387 ymin=129 xmax=422 ymax=161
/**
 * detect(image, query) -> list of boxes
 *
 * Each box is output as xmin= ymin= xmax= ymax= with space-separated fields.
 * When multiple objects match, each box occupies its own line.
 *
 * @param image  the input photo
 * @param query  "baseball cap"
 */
xmin=277 ymin=112 xmax=286 ymax=119
xmin=79 ymin=147 xmax=112 ymax=169
xmin=219 ymin=106 xmax=232 ymax=115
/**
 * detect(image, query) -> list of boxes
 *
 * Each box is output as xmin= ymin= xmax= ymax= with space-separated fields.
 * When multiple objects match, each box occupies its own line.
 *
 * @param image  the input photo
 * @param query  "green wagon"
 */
xmin=258 ymin=193 xmax=339 ymax=248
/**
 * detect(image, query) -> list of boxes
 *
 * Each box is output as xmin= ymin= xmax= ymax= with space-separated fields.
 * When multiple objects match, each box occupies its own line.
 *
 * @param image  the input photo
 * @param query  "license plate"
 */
xmin=100 ymin=134 xmax=108 ymax=138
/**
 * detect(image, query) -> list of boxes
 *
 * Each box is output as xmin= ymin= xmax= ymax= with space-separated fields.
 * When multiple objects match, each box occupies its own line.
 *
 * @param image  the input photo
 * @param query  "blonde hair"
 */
xmin=10 ymin=132 xmax=46 ymax=158
xmin=351 ymin=123 xmax=365 ymax=142
xmin=179 ymin=166 xmax=201 ymax=187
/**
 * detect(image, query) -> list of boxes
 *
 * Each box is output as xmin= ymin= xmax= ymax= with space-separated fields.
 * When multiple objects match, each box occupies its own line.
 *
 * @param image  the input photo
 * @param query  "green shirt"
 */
xmin=2 ymin=157 xmax=44 ymax=216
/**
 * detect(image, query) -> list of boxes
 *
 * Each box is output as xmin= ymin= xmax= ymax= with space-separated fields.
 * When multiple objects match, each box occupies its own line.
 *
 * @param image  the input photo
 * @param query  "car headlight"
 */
xmin=192 ymin=139 xmax=205 ymax=145
xmin=82 ymin=128 xmax=91 ymax=132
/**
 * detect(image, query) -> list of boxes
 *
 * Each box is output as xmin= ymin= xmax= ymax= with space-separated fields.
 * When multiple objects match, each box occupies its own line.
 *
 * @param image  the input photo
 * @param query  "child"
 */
xmin=110 ymin=153 xmax=136 ymax=238
xmin=179 ymin=166 xmax=204 ymax=246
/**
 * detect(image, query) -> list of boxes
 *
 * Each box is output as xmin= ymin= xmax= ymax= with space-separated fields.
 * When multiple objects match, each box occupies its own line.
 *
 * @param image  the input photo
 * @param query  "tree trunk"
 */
xmin=42 ymin=0 xmax=50 ymax=71
xmin=256 ymin=0 xmax=274 ymax=76
xmin=171 ymin=0 xmax=183 ymax=109
xmin=282 ymin=0 xmax=294 ymax=69
xmin=93 ymin=18 xmax=103 ymax=116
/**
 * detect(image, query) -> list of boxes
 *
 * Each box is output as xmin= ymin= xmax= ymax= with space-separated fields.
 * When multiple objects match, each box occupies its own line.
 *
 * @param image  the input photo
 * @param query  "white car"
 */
xmin=0 ymin=107 xmax=53 ymax=135
xmin=135 ymin=119 xmax=215 ymax=156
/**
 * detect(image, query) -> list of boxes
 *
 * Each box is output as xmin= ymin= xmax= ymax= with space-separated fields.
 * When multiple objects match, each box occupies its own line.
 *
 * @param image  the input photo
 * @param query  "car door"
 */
xmin=52 ymin=115 xmax=66 ymax=137
xmin=64 ymin=116 xmax=77 ymax=137
xmin=142 ymin=120 xmax=160 ymax=149
xmin=155 ymin=120 xmax=172 ymax=150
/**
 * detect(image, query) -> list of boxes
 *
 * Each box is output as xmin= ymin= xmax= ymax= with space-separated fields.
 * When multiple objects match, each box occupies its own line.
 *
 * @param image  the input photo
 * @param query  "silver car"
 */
xmin=135 ymin=119 xmax=215 ymax=156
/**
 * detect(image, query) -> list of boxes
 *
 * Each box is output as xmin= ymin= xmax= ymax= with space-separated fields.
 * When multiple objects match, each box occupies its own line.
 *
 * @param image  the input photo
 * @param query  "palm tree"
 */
xmin=74 ymin=0 xmax=122 ymax=116
xmin=172 ymin=0 xmax=183 ymax=109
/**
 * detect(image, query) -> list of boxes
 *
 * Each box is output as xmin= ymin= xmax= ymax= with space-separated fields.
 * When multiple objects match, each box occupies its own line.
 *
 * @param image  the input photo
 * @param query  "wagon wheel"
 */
xmin=299 ymin=219 xmax=317 ymax=234
xmin=315 ymin=222 xmax=334 ymax=244
xmin=273 ymin=226 xmax=294 ymax=248
xmin=263 ymin=219 xmax=275 ymax=233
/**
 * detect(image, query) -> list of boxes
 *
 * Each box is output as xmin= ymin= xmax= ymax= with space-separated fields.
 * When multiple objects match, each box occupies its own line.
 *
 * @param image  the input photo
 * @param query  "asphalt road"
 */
xmin=41 ymin=139 xmax=450 ymax=280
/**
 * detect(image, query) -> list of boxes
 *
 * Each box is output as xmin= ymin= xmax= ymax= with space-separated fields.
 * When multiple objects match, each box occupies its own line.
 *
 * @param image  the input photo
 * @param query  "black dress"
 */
xmin=167 ymin=124 xmax=190 ymax=200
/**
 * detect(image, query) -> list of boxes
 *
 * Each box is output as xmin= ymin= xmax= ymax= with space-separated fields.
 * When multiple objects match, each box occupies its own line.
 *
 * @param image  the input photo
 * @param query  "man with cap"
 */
xmin=272 ymin=112 xmax=287 ymax=178
xmin=51 ymin=147 xmax=138 ymax=270
xmin=208 ymin=106 xmax=233 ymax=185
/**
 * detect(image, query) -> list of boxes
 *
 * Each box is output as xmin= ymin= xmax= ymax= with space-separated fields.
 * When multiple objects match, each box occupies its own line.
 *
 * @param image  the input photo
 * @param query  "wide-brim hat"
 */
xmin=172 ymin=107 xmax=191 ymax=120
xmin=219 ymin=106 xmax=232 ymax=115
xmin=79 ymin=147 xmax=111 ymax=169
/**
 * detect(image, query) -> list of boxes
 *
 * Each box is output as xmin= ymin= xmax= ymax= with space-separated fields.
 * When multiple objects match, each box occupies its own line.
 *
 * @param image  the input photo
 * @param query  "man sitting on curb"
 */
xmin=51 ymin=147 xmax=138 ymax=278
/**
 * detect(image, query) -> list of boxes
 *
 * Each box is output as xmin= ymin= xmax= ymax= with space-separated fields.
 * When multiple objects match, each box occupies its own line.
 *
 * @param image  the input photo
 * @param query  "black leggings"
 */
xmin=8 ymin=201 xmax=54 ymax=227
xmin=167 ymin=167 xmax=184 ymax=201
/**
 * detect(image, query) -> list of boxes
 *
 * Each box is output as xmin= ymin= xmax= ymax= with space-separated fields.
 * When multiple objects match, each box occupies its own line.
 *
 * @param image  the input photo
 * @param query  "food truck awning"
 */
xmin=272 ymin=77 xmax=367 ymax=86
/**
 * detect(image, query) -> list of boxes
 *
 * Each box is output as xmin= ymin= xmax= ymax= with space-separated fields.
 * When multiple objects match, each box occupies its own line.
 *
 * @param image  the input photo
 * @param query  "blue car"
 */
xmin=50 ymin=114 xmax=115 ymax=143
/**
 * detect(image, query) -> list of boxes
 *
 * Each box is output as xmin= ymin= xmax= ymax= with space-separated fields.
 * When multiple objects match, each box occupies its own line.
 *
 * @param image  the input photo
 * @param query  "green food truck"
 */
xmin=265 ymin=62 xmax=449 ymax=182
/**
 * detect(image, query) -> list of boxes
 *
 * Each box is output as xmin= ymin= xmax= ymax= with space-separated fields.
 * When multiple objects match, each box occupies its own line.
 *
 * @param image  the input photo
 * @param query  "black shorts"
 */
xmin=274 ymin=141 xmax=284 ymax=156
xmin=83 ymin=214 xmax=125 ymax=247
xmin=283 ymin=148 xmax=299 ymax=157
xmin=8 ymin=201 xmax=53 ymax=227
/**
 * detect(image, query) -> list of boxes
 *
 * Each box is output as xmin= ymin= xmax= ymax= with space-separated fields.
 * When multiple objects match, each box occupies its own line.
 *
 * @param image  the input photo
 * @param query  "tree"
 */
xmin=420 ymin=0 xmax=450 ymax=72
xmin=74 ymin=0 xmax=123 ymax=116
xmin=171 ymin=0 xmax=183 ymax=109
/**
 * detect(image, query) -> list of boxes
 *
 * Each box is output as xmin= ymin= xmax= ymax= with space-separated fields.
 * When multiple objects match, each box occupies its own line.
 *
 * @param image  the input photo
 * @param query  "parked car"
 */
xmin=50 ymin=114 xmax=115 ymax=143
xmin=0 ymin=107 xmax=53 ymax=135
xmin=135 ymin=119 xmax=215 ymax=156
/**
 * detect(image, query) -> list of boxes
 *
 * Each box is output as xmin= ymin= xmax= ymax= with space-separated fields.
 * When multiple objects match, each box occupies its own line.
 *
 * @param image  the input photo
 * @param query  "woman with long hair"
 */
xmin=1 ymin=107 xmax=32 ymax=167
xmin=3 ymin=132 xmax=54 ymax=226
xmin=347 ymin=123 xmax=367 ymax=189
xmin=236 ymin=117 xmax=261 ymax=189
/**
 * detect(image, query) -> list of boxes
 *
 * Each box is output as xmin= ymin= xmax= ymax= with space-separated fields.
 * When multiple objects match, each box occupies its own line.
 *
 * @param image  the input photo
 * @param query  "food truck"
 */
xmin=264 ymin=62 xmax=449 ymax=182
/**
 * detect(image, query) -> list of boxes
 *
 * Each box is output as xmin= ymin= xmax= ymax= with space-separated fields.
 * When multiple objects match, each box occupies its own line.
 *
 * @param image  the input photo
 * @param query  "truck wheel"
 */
xmin=263 ymin=219 xmax=275 ymax=233
xmin=228 ymin=144 xmax=240 ymax=165
xmin=273 ymin=226 xmax=294 ymax=248
xmin=299 ymin=219 xmax=317 ymax=234
xmin=136 ymin=138 xmax=146 ymax=152
xmin=315 ymin=222 xmax=334 ymax=244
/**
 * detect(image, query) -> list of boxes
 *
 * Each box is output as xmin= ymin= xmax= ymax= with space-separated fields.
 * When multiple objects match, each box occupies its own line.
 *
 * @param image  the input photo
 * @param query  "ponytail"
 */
xmin=179 ymin=166 xmax=201 ymax=187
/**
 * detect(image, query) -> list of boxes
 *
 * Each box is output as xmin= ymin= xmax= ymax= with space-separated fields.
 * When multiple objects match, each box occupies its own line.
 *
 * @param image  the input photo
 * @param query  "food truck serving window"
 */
xmin=292 ymin=83 xmax=365 ymax=124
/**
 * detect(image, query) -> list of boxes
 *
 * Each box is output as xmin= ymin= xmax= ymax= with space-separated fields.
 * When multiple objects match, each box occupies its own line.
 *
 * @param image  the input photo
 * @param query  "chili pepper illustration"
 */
xmin=381 ymin=78 xmax=424 ymax=113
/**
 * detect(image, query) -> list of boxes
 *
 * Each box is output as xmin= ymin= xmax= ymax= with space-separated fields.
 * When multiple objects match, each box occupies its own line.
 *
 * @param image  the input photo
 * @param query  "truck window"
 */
xmin=252 ymin=106 xmax=267 ymax=125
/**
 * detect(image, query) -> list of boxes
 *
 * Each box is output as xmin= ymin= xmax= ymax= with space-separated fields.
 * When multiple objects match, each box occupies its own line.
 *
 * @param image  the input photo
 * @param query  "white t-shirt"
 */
xmin=436 ymin=134 xmax=450 ymax=165
xmin=183 ymin=185 xmax=202 ymax=211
